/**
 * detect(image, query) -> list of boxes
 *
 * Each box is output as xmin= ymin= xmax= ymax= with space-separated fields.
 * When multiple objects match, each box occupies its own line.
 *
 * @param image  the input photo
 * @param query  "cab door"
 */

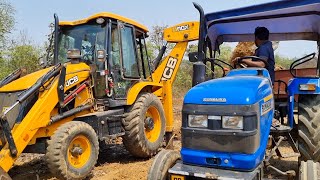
xmin=109 ymin=22 xmax=141 ymax=99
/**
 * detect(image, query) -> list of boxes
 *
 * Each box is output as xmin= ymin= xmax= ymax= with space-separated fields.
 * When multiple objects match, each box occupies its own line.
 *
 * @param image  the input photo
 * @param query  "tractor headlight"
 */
xmin=222 ymin=116 xmax=243 ymax=130
xmin=188 ymin=115 xmax=208 ymax=128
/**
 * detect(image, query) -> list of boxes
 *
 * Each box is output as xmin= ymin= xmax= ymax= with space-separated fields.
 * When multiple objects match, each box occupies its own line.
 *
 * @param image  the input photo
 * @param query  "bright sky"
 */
xmin=10 ymin=0 xmax=317 ymax=58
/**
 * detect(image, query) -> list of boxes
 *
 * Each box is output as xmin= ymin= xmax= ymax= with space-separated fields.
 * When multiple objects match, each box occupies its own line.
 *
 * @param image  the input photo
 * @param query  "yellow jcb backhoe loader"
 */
xmin=0 ymin=12 xmax=199 ymax=180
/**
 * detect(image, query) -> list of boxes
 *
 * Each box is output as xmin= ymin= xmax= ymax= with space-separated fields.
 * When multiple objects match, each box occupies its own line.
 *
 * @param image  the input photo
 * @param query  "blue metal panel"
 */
xmin=181 ymin=105 xmax=273 ymax=171
xmin=205 ymin=0 xmax=319 ymax=22
xmin=287 ymin=77 xmax=320 ymax=128
xmin=205 ymin=0 xmax=320 ymax=50
xmin=184 ymin=68 xmax=272 ymax=105
xmin=181 ymin=66 xmax=275 ymax=170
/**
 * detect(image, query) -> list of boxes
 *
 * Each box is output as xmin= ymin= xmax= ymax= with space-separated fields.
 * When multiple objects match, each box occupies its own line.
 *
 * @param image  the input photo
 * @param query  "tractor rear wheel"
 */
xmin=298 ymin=95 xmax=320 ymax=161
xmin=123 ymin=93 xmax=166 ymax=158
xmin=299 ymin=160 xmax=320 ymax=180
xmin=147 ymin=150 xmax=180 ymax=180
xmin=46 ymin=121 xmax=99 ymax=180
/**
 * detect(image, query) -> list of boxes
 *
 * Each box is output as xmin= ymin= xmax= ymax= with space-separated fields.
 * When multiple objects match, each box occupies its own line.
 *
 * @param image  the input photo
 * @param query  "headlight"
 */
xmin=188 ymin=115 xmax=208 ymax=128
xmin=222 ymin=116 xmax=243 ymax=130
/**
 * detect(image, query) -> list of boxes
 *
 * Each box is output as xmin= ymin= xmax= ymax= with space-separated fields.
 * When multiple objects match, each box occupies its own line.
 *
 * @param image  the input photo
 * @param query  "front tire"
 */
xmin=298 ymin=95 xmax=320 ymax=161
xmin=147 ymin=150 xmax=180 ymax=180
xmin=122 ymin=93 xmax=166 ymax=158
xmin=46 ymin=121 xmax=99 ymax=180
xmin=300 ymin=160 xmax=320 ymax=180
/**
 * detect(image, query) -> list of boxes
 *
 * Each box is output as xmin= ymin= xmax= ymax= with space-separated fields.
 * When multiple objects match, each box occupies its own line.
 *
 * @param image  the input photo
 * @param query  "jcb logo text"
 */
xmin=175 ymin=25 xmax=189 ymax=31
xmin=162 ymin=57 xmax=177 ymax=80
xmin=66 ymin=76 xmax=79 ymax=87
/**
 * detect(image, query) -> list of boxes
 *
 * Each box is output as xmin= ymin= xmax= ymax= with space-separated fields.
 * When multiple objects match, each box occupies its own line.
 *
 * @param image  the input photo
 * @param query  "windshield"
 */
xmin=58 ymin=24 xmax=106 ymax=63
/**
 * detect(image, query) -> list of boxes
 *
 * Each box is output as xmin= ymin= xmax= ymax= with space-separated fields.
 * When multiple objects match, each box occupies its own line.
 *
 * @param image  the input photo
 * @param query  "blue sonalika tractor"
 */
xmin=148 ymin=0 xmax=320 ymax=179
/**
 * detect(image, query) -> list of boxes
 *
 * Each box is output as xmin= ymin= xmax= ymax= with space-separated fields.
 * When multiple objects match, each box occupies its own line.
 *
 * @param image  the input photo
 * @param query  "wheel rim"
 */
xmin=144 ymin=106 xmax=162 ymax=143
xmin=67 ymin=135 xmax=91 ymax=169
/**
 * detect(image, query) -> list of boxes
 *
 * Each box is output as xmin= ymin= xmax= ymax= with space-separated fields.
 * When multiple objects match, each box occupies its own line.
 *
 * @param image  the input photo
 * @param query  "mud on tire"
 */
xmin=147 ymin=150 xmax=180 ymax=180
xmin=46 ymin=121 xmax=99 ymax=180
xmin=122 ymin=93 xmax=166 ymax=158
xmin=298 ymin=95 xmax=320 ymax=161
xmin=300 ymin=160 xmax=320 ymax=180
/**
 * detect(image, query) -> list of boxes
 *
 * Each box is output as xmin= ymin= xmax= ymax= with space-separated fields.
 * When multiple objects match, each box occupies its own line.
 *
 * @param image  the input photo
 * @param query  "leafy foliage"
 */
xmin=0 ymin=32 xmax=41 ymax=79
xmin=147 ymin=25 xmax=174 ymax=61
xmin=274 ymin=54 xmax=293 ymax=69
xmin=0 ymin=0 xmax=14 ymax=50
xmin=0 ymin=2 xmax=42 ymax=79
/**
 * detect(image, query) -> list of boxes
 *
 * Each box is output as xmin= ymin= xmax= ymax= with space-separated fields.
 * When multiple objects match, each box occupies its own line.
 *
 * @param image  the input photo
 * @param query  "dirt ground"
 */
xmin=8 ymin=96 xmax=298 ymax=180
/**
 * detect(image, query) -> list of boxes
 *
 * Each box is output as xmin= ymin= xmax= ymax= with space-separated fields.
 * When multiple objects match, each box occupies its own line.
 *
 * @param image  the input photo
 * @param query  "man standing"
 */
xmin=233 ymin=27 xmax=275 ymax=84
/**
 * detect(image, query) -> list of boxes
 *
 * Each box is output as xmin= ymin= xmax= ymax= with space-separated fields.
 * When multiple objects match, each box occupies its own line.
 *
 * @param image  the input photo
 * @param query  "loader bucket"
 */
xmin=0 ymin=167 xmax=11 ymax=180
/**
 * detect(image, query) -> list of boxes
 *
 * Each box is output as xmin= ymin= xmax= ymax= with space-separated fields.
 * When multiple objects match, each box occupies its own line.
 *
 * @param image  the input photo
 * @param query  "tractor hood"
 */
xmin=184 ymin=76 xmax=272 ymax=105
xmin=0 ymin=68 xmax=52 ymax=92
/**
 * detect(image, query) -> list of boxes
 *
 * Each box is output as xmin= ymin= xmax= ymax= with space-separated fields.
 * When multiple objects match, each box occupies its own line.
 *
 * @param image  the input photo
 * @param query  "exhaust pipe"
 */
xmin=192 ymin=2 xmax=206 ymax=87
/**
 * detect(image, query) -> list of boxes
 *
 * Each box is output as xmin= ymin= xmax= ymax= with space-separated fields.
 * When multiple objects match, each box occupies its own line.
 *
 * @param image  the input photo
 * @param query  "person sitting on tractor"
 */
xmin=232 ymin=26 xmax=275 ymax=84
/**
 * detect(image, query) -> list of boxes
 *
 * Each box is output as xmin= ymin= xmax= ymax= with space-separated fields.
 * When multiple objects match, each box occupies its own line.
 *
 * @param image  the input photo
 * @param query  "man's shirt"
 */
xmin=254 ymin=41 xmax=275 ymax=83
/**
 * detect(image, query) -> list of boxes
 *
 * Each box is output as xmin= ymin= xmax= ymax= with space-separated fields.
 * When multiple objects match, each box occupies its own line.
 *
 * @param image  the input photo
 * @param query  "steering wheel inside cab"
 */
xmin=205 ymin=58 xmax=234 ymax=77
xmin=188 ymin=52 xmax=233 ymax=77
xmin=235 ymin=56 xmax=269 ymax=68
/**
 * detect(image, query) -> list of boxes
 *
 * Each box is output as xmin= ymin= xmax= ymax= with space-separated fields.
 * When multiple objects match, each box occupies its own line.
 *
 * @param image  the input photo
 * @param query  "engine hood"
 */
xmin=0 ymin=67 xmax=52 ymax=92
xmin=184 ymin=76 xmax=272 ymax=105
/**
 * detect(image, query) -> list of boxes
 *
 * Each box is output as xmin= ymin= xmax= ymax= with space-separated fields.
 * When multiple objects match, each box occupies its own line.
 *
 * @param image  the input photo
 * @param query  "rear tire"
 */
xmin=298 ymin=95 xmax=320 ymax=161
xmin=300 ymin=160 xmax=320 ymax=180
xmin=123 ymin=93 xmax=166 ymax=158
xmin=147 ymin=150 xmax=180 ymax=180
xmin=46 ymin=121 xmax=99 ymax=180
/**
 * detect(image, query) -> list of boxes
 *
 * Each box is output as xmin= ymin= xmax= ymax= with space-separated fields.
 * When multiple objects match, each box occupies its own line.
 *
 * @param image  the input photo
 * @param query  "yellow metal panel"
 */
xmin=0 ymin=63 xmax=91 ymax=172
xmin=0 ymin=68 xmax=52 ymax=92
xmin=31 ymin=83 xmax=93 ymax=142
xmin=163 ymin=81 xmax=174 ymax=132
xmin=0 ymin=79 xmax=60 ymax=172
xmin=64 ymin=63 xmax=91 ymax=91
xmin=152 ymin=42 xmax=189 ymax=83
xmin=60 ymin=12 xmax=148 ymax=32
xmin=126 ymin=82 xmax=162 ymax=105
xmin=163 ymin=21 xmax=199 ymax=43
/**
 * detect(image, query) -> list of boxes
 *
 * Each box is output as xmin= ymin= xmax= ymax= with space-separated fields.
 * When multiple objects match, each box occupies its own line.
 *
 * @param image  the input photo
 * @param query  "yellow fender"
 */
xmin=126 ymin=82 xmax=162 ymax=105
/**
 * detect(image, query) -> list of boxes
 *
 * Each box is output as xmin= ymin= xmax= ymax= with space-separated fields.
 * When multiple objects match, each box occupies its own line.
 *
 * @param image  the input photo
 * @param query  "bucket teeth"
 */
xmin=0 ymin=167 xmax=11 ymax=180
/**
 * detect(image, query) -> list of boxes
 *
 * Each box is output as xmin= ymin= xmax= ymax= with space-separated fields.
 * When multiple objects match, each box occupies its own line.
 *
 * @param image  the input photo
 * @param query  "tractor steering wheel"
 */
xmin=205 ymin=58 xmax=234 ymax=77
xmin=234 ymin=56 xmax=269 ymax=69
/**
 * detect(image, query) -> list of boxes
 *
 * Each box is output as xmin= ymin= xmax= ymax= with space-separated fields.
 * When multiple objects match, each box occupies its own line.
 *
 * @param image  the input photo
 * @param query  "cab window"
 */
xmin=136 ymin=31 xmax=151 ymax=79
xmin=120 ymin=24 xmax=140 ymax=78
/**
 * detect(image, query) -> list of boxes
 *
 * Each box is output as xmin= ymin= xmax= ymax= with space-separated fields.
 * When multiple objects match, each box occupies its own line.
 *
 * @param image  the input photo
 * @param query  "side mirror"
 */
xmin=97 ymin=50 xmax=106 ymax=62
xmin=39 ymin=57 xmax=47 ymax=68
xmin=188 ymin=52 xmax=198 ymax=62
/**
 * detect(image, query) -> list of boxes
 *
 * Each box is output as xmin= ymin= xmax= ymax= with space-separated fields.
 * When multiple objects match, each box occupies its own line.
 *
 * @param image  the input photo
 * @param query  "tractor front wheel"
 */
xmin=46 ymin=121 xmax=99 ymax=180
xmin=147 ymin=150 xmax=180 ymax=180
xmin=122 ymin=93 xmax=166 ymax=158
xmin=300 ymin=160 xmax=320 ymax=180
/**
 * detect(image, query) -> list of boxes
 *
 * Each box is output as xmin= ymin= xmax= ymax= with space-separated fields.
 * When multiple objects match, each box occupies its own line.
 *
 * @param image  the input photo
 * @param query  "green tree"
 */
xmin=0 ymin=0 xmax=14 ymax=58
xmin=0 ymin=32 xmax=41 ymax=79
xmin=146 ymin=25 xmax=175 ymax=62
xmin=275 ymin=54 xmax=293 ymax=69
